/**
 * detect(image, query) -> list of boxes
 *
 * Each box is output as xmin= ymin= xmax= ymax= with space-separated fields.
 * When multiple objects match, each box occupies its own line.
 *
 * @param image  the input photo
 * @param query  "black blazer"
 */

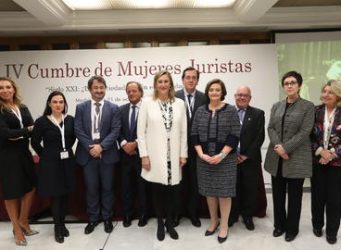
xmin=239 ymin=106 xmax=265 ymax=161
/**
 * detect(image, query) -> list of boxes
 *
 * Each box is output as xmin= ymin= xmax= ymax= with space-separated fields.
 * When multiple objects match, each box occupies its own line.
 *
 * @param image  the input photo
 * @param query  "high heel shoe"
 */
xmin=13 ymin=230 xmax=27 ymax=246
xmin=19 ymin=224 xmax=39 ymax=236
xmin=217 ymin=229 xmax=229 ymax=243
xmin=205 ymin=223 xmax=220 ymax=236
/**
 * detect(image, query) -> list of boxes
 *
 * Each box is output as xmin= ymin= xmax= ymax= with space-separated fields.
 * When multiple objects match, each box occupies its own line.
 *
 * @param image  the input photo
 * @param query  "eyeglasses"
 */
xmin=234 ymin=94 xmax=250 ymax=98
xmin=283 ymin=81 xmax=298 ymax=86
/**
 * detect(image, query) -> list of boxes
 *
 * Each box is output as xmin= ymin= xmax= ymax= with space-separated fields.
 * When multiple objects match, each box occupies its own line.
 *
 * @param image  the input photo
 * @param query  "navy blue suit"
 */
xmin=75 ymin=100 xmax=121 ymax=222
xmin=119 ymin=103 xmax=147 ymax=218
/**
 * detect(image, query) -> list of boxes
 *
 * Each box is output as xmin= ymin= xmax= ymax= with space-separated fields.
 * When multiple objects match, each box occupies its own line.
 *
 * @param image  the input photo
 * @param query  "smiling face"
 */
xmin=155 ymin=74 xmax=171 ymax=98
xmin=235 ymin=86 xmax=251 ymax=109
xmin=0 ymin=80 xmax=15 ymax=104
xmin=321 ymin=85 xmax=338 ymax=108
xmin=49 ymin=95 xmax=65 ymax=115
xmin=89 ymin=80 xmax=106 ymax=102
xmin=126 ymin=82 xmax=142 ymax=104
xmin=208 ymin=83 xmax=223 ymax=102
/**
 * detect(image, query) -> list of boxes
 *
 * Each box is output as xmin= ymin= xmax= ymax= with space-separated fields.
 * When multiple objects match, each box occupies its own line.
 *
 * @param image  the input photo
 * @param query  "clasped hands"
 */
xmin=201 ymin=153 xmax=224 ymax=165
xmin=89 ymin=144 xmax=103 ymax=158
xmin=319 ymin=149 xmax=337 ymax=165
xmin=274 ymin=144 xmax=289 ymax=160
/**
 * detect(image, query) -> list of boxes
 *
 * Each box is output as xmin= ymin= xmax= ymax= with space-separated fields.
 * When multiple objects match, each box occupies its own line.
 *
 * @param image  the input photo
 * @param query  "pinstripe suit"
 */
xmin=264 ymin=97 xmax=314 ymax=235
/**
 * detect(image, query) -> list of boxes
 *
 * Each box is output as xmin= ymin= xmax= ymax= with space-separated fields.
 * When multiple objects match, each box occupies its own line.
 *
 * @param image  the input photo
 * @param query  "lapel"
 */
xmin=241 ymin=106 xmax=251 ymax=133
xmin=100 ymin=101 xmax=108 ymax=131
xmin=193 ymin=91 xmax=202 ymax=113
xmin=85 ymin=101 xmax=92 ymax=134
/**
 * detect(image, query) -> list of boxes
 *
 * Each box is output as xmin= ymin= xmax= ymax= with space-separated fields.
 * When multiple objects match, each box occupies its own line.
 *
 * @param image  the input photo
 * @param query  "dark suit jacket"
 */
xmin=118 ymin=103 xmax=139 ymax=159
xmin=239 ymin=106 xmax=265 ymax=161
xmin=74 ymin=100 xmax=121 ymax=166
xmin=175 ymin=89 xmax=207 ymax=143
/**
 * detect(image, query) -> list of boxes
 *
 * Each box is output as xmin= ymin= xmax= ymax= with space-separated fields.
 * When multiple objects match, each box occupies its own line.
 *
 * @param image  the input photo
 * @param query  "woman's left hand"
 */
xmin=180 ymin=158 xmax=187 ymax=167
xmin=208 ymin=154 xmax=223 ymax=165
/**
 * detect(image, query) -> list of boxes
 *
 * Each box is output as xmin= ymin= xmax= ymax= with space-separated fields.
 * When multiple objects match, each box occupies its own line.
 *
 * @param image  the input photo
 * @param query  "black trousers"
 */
xmin=271 ymin=168 xmax=304 ymax=235
xmin=51 ymin=194 xmax=68 ymax=226
xmin=121 ymin=154 xmax=147 ymax=217
xmin=230 ymin=159 xmax=259 ymax=221
xmin=311 ymin=164 xmax=341 ymax=237
xmin=151 ymin=183 xmax=178 ymax=223
xmin=175 ymin=150 xmax=200 ymax=218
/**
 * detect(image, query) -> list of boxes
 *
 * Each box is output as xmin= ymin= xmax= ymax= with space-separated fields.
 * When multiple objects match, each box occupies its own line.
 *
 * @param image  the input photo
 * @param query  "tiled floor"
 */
xmin=0 ymin=193 xmax=339 ymax=249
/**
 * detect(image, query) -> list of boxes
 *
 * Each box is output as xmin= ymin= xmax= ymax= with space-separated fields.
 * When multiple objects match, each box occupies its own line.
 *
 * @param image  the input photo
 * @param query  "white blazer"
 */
xmin=137 ymin=97 xmax=188 ymax=185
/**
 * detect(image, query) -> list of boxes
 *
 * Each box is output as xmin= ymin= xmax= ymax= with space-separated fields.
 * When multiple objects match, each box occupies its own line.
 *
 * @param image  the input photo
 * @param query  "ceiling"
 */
xmin=0 ymin=0 xmax=340 ymax=36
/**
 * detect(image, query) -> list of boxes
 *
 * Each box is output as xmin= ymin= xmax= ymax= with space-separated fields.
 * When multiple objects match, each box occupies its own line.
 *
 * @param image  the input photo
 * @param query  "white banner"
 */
xmin=0 ymin=44 xmax=279 ymax=122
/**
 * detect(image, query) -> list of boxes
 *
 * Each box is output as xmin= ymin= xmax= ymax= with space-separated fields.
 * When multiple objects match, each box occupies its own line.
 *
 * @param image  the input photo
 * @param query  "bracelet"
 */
xmin=219 ymin=151 xmax=227 ymax=160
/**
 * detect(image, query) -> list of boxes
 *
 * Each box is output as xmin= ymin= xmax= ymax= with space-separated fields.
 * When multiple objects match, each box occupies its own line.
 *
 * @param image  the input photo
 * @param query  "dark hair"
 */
xmin=43 ymin=91 xmax=68 ymax=116
xmin=205 ymin=79 xmax=227 ymax=101
xmin=126 ymin=81 xmax=144 ymax=97
xmin=87 ymin=75 xmax=107 ymax=90
xmin=281 ymin=71 xmax=303 ymax=87
xmin=181 ymin=67 xmax=200 ymax=81
xmin=153 ymin=70 xmax=175 ymax=101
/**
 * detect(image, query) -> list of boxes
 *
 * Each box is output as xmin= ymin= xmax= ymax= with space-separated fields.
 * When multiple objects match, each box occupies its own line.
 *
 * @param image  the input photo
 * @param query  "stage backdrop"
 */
xmin=0 ymin=44 xmax=279 ymax=184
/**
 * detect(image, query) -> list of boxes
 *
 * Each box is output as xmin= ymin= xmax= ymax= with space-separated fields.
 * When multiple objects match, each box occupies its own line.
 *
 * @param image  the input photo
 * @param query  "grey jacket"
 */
xmin=264 ymin=97 xmax=314 ymax=178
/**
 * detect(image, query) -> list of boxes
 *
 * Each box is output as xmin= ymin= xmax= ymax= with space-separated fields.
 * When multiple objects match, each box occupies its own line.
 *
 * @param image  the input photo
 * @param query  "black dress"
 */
xmin=31 ymin=115 xmax=76 ymax=197
xmin=0 ymin=105 xmax=36 ymax=200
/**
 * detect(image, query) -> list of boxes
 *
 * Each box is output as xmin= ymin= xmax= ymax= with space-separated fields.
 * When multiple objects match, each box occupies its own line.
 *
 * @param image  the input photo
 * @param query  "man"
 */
xmin=229 ymin=85 xmax=266 ymax=230
xmin=174 ymin=67 xmax=207 ymax=227
xmin=119 ymin=81 xmax=147 ymax=228
xmin=75 ymin=75 xmax=121 ymax=234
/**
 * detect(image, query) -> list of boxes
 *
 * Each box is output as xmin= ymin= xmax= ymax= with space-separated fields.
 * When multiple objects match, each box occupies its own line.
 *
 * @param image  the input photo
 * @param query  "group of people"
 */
xmin=0 ymin=67 xmax=340 ymax=246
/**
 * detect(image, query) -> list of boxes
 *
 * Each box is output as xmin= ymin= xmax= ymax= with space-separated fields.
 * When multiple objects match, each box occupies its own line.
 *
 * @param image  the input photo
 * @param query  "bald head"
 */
xmin=235 ymin=85 xmax=252 ymax=109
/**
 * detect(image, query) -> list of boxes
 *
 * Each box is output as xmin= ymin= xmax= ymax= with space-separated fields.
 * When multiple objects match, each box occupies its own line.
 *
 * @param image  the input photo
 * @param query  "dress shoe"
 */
xmin=62 ymin=224 xmax=70 ymax=237
xmin=19 ymin=224 xmax=39 ymax=236
xmin=217 ymin=230 xmax=229 ymax=243
xmin=327 ymin=235 xmax=337 ymax=244
xmin=243 ymin=217 xmax=255 ymax=231
xmin=190 ymin=217 xmax=201 ymax=227
xmin=123 ymin=216 xmax=132 ymax=228
xmin=138 ymin=215 xmax=148 ymax=227
xmin=273 ymin=228 xmax=285 ymax=237
xmin=228 ymin=217 xmax=238 ymax=227
xmin=104 ymin=220 xmax=113 ymax=233
xmin=285 ymin=233 xmax=297 ymax=242
xmin=205 ymin=223 xmax=220 ymax=236
xmin=313 ymin=228 xmax=322 ymax=237
xmin=157 ymin=222 xmax=165 ymax=241
xmin=173 ymin=216 xmax=180 ymax=227
xmin=165 ymin=223 xmax=179 ymax=240
xmin=84 ymin=221 xmax=98 ymax=234
xmin=54 ymin=225 xmax=64 ymax=243
xmin=13 ymin=230 xmax=27 ymax=246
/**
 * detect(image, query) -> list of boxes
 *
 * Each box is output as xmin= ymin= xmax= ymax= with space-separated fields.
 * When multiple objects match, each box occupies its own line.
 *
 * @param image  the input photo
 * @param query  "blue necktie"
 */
xmin=238 ymin=108 xmax=245 ymax=124
xmin=130 ymin=105 xmax=136 ymax=136
xmin=187 ymin=94 xmax=193 ymax=113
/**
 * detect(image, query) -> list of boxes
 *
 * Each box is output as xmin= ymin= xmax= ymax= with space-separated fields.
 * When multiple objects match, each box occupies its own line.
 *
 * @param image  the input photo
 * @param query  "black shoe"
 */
xmin=273 ymin=228 xmax=285 ymax=237
xmin=205 ymin=223 xmax=220 ymax=236
xmin=190 ymin=217 xmax=201 ymax=227
xmin=138 ymin=215 xmax=148 ymax=227
xmin=327 ymin=235 xmax=337 ymax=244
xmin=84 ymin=221 xmax=98 ymax=235
xmin=123 ymin=216 xmax=132 ymax=228
xmin=62 ymin=224 xmax=70 ymax=237
xmin=285 ymin=233 xmax=297 ymax=242
xmin=157 ymin=222 xmax=165 ymax=241
xmin=104 ymin=220 xmax=113 ymax=233
xmin=166 ymin=223 xmax=179 ymax=240
xmin=313 ymin=228 xmax=322 ymax=237
xmin=54 ymin=225 xmax=64 ymax=243
xmin=217 ymin=230 xmax=228 ymax=244
xmin=173 ymin=216 xmax=180 ymax=227
xmin=243 ymin=217 xmax=255 ymax=231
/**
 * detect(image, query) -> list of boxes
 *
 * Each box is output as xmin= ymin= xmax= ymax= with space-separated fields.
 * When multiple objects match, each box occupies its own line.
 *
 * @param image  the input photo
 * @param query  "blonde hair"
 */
xmin=153 ymin=70 xmax=175 ymax=101
xmin=0 ymin=77 xmax=22 ymax=112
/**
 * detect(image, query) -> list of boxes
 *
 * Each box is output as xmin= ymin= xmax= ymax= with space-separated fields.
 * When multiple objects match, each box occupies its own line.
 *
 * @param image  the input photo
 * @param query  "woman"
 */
xmin=311 ymin=80 xmax=341 ymax=245
xmin=31 ymin=91 xmax=76 ymax=243
xmin=0 ymin=77 xmax=38 ymax=246
xmin=264 ymin=71 xmax=314 ymax=242
xmin=191 ymin=79 xmax=240 ymax=243
xmin=137 ymin=70 xmax=187 ymax=241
